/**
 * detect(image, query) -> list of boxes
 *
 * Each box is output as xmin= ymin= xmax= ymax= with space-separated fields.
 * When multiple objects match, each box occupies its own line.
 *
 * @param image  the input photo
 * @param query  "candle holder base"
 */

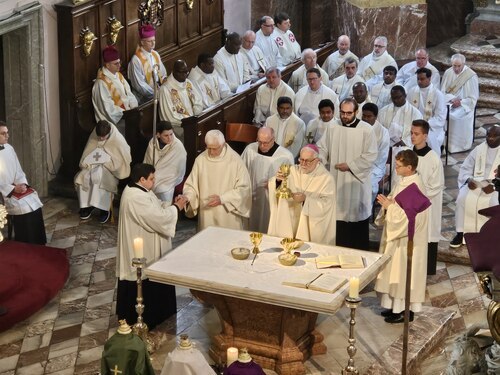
xmin=342 ymin=296 xmax=362 ymax=375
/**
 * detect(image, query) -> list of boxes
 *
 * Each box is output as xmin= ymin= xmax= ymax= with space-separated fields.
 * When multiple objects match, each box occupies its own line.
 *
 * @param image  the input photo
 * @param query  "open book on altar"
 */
xmin=315 ymin=254 xmax=366 ymax=269
xmin=83 ymin=148 xmax=111 ymax=165
xmin=282 ymin=272 xmax=347 ymax=294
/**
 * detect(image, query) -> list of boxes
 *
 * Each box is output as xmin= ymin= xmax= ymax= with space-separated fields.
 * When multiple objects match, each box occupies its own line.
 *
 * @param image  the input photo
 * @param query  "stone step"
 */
xmin=479 ymin=77 xmax=500 ymax=94
xmin=450 ymin=34 xmax=500 ymax=64
xmin=478 ymin=92 xmax=500 ymax=109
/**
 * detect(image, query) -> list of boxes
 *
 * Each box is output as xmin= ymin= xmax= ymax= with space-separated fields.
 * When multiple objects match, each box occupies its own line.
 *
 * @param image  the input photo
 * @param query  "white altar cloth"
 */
xmin=146 ymin=226 xmax=389 ymax=315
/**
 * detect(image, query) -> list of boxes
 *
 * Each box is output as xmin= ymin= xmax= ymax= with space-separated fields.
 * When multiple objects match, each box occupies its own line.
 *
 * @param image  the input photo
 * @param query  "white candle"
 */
xmin=133 ymin=237 xmax=144 ymax=259
xmin=349 ymin=277 xmax=359 ymax=299
xmin=227 ymin=347 xmax=238 ymax=366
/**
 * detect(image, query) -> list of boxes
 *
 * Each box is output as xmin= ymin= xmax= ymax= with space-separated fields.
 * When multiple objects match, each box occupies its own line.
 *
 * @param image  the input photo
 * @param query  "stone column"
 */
xmin=470 ymin=0 xmax=500 ymax=35
xmin=333 ymin=0 xmax=427 ymax=60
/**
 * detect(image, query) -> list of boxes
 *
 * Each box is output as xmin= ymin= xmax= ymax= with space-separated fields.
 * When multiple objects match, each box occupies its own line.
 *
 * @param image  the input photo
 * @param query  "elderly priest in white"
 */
xmin=288 ymin=49 xmax=329 ymax=93
xmin=440 ymin=53 xmax=479 ymax=153
xmin=75 ymin=120 xmax=131 ymax=224
xmin=322 ymin=35 xmax=359 ymax=80
xmin=358 ymin=36 xmax=397 ymax=89
xmin=242 ymin=127 xmax=294 ymax=233
xmin=143 ymin=121 xmax=186 ymax=202
xmin=449 ymin=125 xmax=500 ymax=248
xmin=396 ymin=48 xmax=440 ymax=92
xmin=254 ymin=67 xmax=294 ymax=124
xmin=240 ymin=30 xmax=269 ymax=81
xmin=268 ymin=144 xmax=336 ymax=245
xmin=181 ymin=130 xmax=252 ymax=231
xmin=214 ymin=32 xmax=251 ymax=93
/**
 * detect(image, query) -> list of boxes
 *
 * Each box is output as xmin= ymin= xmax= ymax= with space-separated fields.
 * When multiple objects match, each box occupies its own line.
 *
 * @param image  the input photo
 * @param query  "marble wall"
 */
xmin=333 ymin=0 xmax=427 ymax=60
xmin=427 ymin=0 xmax=473 ymax=46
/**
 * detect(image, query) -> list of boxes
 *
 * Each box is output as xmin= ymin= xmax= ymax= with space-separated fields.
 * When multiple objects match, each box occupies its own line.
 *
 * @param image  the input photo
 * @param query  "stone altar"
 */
xmin=146 ymin=227 xmax=390 ymax=375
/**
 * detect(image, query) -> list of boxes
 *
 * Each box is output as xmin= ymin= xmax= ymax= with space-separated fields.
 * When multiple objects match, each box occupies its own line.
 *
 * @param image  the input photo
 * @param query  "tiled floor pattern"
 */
xmin=0 ymin=108 xmax=498 ymax=375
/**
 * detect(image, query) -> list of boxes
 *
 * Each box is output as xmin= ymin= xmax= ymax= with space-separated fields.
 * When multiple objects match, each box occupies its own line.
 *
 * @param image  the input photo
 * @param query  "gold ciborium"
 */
xmin=276 ymin=164 xmax=292 ymax=199
xmin=249 ymin=232 xmax=263 ymax=266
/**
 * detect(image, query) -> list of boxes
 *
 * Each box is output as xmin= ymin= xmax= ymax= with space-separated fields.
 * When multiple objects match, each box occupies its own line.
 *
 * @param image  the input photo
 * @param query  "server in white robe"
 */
xmin=407 ymin=68 xmax=446 ymax=156
xmin=143 ymin=121 xmax=186 ymax=202
xmin=304 ymin=99 xmax=336 ymax=145
xmin=358 ymin=36 xmax=398 ymax=89
xmin=288 ymin=49 xmax=329 ymax=93
xmin=268 ymin=144 xmax=337 ymax=245
xmin=240 ymin=30 xmax=269 ymax=81
xmin=265 ymin=96 xmax=305 ymax=158
xmin=375 ymin=149 xmax=429 ymax=322
xmin=411 ymin=120 xmax=444 ymax=275
xmin=272 ymin=12 xmax=301 ymax=65
xmin=188 ymin=53 xmax=232 ymax=109
xmin=255 ymin=16 xmax=283 ymax=69
xmin=361 ymin=104 xmax=390 ymax=203
xmin=0 ymin=122 xmax=45 ymax=244
xmin=242 ymin=127 xmax=294 ymax=233
xmin=440 ymin=53 xmax=479 ymax=153
xmin=397 ymin=48 xmax=440 ymax=92
xmin=329 ymin=57 xmax=365 ymax=101
xmin=182 ymin=130 xmax=252 ymax=231
xmin=159 ymin=60 xmax=203 ymax=141
xmin=352 ymin=82 xmax=372 ymax=119
xmin=92 ymin=46 xmax=138 ymax=129
xmin=116 ymin=163 xmax=187 ymax=329
xmin=214 ymin=32 xmax=251 ymax=93
xmin=127 ymin=25 xmax=167 ymax=104
xmin=449 ymin=125 xmax=500 ymax=248
xmin=370 ymin=66 xmax=398 ymax=109
xmin=75 ymin=121 xmax=131 ymax=223
xmin=254 ymin=67 xmax=295 ymax=124
xmin=317 ymin=98 xmax=378 ymax=250
xmin=322 ymin=35 xmax=359 ymax=80
xmin=295 ymin=67 xmax=339 ymax=125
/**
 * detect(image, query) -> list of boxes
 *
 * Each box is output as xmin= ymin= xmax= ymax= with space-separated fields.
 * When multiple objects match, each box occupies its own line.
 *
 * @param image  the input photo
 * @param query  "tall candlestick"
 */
xmin=133 ymin=237 xmax=144 ymax=259
xmin=349 ymin=277 xmax=359 ymax=299
xmin=227 ymin=347 xmax=238 ymax=366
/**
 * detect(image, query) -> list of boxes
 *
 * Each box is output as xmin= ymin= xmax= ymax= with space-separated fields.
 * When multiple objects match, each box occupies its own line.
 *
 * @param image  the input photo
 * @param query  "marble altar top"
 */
xmin=146 ymin=227 xmax=390 ymax=314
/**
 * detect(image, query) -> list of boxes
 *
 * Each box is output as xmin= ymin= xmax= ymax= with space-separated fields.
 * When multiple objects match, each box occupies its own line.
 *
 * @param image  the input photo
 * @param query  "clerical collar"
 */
xmin=342 ymin=118 xmax=360 ymax=128
xmin=413 ymin=144 xmax=432 ymax=156
xmin=258 ymin=142 xmax=279 ymax=157
xmin=0 ymin=145 xmax=4 ymax=150
xmin=128 ymin=182 xmax=148 ymax=192
xmin=158 ymin=139 xmax=167 ymax=150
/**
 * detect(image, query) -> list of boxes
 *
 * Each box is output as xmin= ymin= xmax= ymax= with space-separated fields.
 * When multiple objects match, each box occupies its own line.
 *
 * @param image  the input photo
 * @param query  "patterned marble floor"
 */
xmin=0 ymin=108 xmax=498 ymax=375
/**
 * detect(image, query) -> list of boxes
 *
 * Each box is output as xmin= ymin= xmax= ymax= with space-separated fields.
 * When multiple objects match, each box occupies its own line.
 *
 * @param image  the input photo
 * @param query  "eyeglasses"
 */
xmin=298 ymin=158 xmax=317 ymax=165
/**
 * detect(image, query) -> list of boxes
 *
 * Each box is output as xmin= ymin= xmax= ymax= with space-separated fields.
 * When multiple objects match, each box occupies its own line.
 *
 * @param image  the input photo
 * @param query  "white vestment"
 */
xmin=117 ymin=184 xmax=178 ymax=281
xmin=265 ymin=113 xmax=306 ymax=158
xmin=374 ymin=173 xmax=429 ymax=313
xmin=358 ymin=51 xmax=397 ymax=89
xmin=75 ymin=125 xmax=131 ymax=211
xmin=188 ymin=66 xmax=232 ymax=109
xmin=397 ymin=61 xmax=441 ymax=92
xmin=271 ymin=28 xmax=301 ymax=65
xmin=255 ymin=29 xmax=283 ymax=69
xmin=329 ymin=74 xmax=365 ymax=101
xmin=371 ymin=120 xmax=390 ymax=201
xmin=370 ymin=81 xmax=398 ymax=109
xmin=408 ymin=83 xmax=447 ymax=156
xmin=214 ymin=47 xmax=251 ymax=92
xmin=295 ymin=84 xmax=340 ymax=125
xmin=254 ymin=80 xmax=295 ymax=124
xmin=0 ymin=144 xmax=43 ymax=215
xmin=241 ymin=143 xmax=294 ymax=233
xmin=240 ymin=46 xmax=269 ymax=80
xmin=304 ymin=117 xmax=334 ymax=145
xmin=92 ymin=67 xmax=138 ymax=125
xmin=268 ymin=163 xmax=337 ymax=245
xmin=288 ymin=65 xmax=330 ymax=93
xmin=143 ymin=136 xmax=186 ymax=202
xmin=128 ymin=47 xmax=167 ymax=103
xmin=355 ymin=98 xmax=372 ymax=119
xmin=159 ymin=75 xmax=203 ymax=140
xmin=183 ymin=144 xmax=252 ymax=231
xmin=321 ymin=50 xmax=359 ymax=80
xmin=378 ymin=102 xmax=422 ymax=147
xmin=455 ymin=142 xmax=500 ymax=233
xmin=317 ymin=119 xmax=378 ymax=221
xmin=441 ymin=66 xmax=479 ymax=153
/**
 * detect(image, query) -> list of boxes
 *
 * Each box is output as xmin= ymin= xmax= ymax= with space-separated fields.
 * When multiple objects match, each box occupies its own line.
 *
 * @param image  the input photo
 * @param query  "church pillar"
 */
xmin=470 ymin=0 xmax=500 ymax=35
xmin=332 ymin=0 xmax=428 ymax=60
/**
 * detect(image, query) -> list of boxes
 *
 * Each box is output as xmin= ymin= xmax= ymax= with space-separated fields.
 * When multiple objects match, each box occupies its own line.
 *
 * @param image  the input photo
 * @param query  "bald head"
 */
xmin=302 ymin=48 xmax=317 ymax=69
xmin=257 ymin=127 xmax=276 ymax=153
xmin=415 ymin=48 xmax=429 ymax=68
xmin=242 ymin=30 xmax=256 ymax=50
xmin=337 ymin=35 xmax=350 ymax=55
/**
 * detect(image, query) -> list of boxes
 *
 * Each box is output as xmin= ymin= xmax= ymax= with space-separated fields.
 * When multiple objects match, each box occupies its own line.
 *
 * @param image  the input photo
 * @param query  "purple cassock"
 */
xmin=394 ymin=182 xmax=431 ymax=241
xmin=223 ymin=361 xmax=266 ymax=375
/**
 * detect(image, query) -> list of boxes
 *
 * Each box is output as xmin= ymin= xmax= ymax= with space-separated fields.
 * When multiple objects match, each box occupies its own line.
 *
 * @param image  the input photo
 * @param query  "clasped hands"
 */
xmin=174 ymin=195 xmax=188 ymax=210
xmin=13 ymin=183 xmax=27 ymax=194
xmin=467 ymin=178 xmax=495 ymax=194
xmin=377 ymin=194 xmax=394 ymax=209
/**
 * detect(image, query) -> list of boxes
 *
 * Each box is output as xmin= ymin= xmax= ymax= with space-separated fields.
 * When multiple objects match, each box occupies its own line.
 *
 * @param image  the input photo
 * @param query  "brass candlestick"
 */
xmin=132 ymin=257 xmax=151 ymax=351
xmin=342 ymin=296 xmax=362 ymax=375
xmin=276 ymin=164 xmax=292 ymax=199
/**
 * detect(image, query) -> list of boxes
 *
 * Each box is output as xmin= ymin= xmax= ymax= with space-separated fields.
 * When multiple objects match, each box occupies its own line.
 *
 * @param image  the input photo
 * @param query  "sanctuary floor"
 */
xmin=0 ymin=107 xmax=498 ymax=375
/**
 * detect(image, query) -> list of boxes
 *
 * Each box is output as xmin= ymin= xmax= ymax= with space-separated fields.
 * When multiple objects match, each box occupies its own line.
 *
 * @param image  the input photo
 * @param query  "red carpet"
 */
xmin=0 ymin=240 xmax=69 ymax=332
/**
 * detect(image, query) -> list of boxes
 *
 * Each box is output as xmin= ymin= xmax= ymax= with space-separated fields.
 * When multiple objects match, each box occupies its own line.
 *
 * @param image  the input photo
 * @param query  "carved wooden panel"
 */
xmin=201 ymin=0 xmax=222 ymax=33
xmin=177 ymin=0 xmax=201 ymax=44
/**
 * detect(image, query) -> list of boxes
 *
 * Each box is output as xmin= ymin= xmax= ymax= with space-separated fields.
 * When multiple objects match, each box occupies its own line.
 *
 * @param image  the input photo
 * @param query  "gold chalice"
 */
xmin=276 ymin=164 xmax=292 ymax=199
xmin=249 ymin=232 xmax=263 ymax=265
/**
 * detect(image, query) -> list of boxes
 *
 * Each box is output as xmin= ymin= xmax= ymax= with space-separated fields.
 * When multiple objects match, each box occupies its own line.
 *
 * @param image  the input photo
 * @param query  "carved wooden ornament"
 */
xmin=80 ymin=27 xmax=97 ymax=57
xmin=138 ymin=0 xmax=164 ymax=27
xmin=108 ymin=16 xmax=124 ymax=45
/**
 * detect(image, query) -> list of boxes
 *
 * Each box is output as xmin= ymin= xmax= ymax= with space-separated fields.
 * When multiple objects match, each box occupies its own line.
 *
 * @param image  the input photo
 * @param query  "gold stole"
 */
xmin=410 ymin=88 xmax=436 ymax=121
xmin=97 ymin=69 xmax=127 ymax=109
xmin=170 ymin=81 xmax=196 ymax=116
xmin=135 ymin=47 xmax=165 ymax=86
xmin=445 ymin=68 xmax=475 ymax=95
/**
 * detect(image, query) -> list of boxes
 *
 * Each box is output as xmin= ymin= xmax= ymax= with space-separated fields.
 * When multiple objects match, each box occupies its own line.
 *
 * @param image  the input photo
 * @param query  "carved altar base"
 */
xmin=191 ymin=290 xmax=326 ymax=375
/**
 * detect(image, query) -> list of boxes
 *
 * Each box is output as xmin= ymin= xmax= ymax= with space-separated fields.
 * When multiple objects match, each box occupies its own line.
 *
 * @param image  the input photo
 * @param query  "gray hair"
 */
xmin=374 ymin=36 xmax=388 ymax=45
xmin=301 ymin=48 xmax=316 ymax=62
xmin=451 ymin=53 xmax=466 ymax=64
xmin=205 ymin=129 xmax=225 ymax=146
xmin=344 ymin=57 xmax=358 ymax=67
xmin=265 ymin=67 xmax=281 ymax=76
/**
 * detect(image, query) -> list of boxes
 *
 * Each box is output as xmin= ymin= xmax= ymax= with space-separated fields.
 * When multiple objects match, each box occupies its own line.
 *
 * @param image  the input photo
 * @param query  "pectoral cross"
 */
xmin=427 ymin=100 xmax=432 ymax=105
xmin=112 ymin=365 xmax=122 ymax=375
xmin=305 ymin=132 xmax=314 ymax=144
xmin=93 ymin=152 xmax=102 ymax=162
